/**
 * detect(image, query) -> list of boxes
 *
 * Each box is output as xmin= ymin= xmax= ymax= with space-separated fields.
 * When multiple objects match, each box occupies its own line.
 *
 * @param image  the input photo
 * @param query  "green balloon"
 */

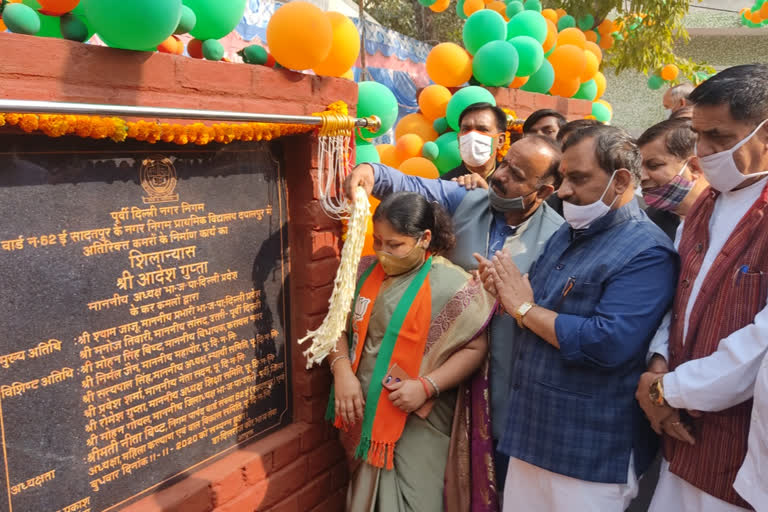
xmin=544 ymin=45 xmax=554 ymax=58
xmin=647 ymin=74 xmax=665 ymax=90
xmin=456 ymin=0 xmax=467 ymax=20
xmin=508 ymin=35 xmax=543 ymax=77
xmin=175 ymin=5 xmax=197 ymax=34
xmin=84 ymin=0 xmax=181 ymax=50
xmin=433 ymin=117 xmax=449 ymax=134
xmin=463 ymin=10 xmax=507 ymax=55
xmin=557 ymin=14 xmax=576 ymax=31
xmin=577 ymin=14 xmax=594 ymax=31
xmin=523 ymin=0 xmax=541 ymax=12
xmin=473 ymin=41 xmax=518 ymax=87
xmin=422 ymin=141 xmax=439 ymax=161
xmin=357 ymin=81 xmax=398 ymax=138
xmin=520 ymin=58 xmax=554 ymax=93
xmin=445 ymin=86 xmax=497 ymax=132
xmin=592 ymin=102 xmax=611 ymax=123
xmin=241 ymin=45 xmax=268 ymax=65
xmin=202 ymin=39 xmax=224 ymax=60
xmin=3 ymin=3 xmax=41 ymax=35
xmin=183 ymin=0 xmax=246 ymax=40
xmin=507 ymin=10 xmax=547 ymax=44
xmin=434 ymin=132 xmax=462 ymax=174
xmin=60 ymin=13 xmax=89 ymax=41
xmin=574 ymin=79 xmax=598 ymax=101
xmin=355 ymin=143 xmax=381 ymax=165
xmin=506 ymin=0 xmax=523 ymax=17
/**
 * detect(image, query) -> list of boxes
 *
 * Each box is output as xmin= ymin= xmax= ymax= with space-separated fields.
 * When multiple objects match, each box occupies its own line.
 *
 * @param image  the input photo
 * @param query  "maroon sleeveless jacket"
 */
xmin=664 ymin=182 xmax=768 ymax=507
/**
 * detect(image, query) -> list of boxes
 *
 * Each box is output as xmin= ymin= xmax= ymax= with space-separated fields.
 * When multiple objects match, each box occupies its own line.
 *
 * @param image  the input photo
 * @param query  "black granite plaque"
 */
xmin=0 ymin=135 xmax=291 ymax=512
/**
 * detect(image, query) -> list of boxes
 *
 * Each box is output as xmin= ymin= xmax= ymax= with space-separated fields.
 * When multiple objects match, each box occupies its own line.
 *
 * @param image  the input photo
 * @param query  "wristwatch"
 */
xmin=649 ymin=376 xmax=667 ymax=407
xmin=514 ymin=302 xmax=536 ymax=329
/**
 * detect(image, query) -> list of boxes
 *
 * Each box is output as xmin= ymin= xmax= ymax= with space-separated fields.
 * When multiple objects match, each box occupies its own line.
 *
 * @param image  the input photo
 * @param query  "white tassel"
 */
xmin=298 ymin=186 xmax=370 ymax=368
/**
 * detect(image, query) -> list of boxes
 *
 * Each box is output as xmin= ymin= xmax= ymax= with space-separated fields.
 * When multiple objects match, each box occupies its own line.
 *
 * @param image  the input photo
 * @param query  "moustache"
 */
xmin=489 ymin=178 xmax=506 ymax=194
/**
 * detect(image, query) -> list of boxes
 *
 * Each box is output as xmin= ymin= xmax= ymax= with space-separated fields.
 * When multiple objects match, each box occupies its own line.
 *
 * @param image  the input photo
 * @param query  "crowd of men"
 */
xmin=345 ymin=63 xmax=767 ymax=511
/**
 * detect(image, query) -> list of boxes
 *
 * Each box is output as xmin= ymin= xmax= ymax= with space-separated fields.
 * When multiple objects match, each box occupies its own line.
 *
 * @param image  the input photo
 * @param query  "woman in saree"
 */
xmin=327 ymin=192 xmax=497 ymax=512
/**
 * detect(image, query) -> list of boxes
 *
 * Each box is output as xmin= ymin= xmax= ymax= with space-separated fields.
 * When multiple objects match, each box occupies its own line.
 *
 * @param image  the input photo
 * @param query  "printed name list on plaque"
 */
xmin=0 ymin=136 xmax=291 ymax=512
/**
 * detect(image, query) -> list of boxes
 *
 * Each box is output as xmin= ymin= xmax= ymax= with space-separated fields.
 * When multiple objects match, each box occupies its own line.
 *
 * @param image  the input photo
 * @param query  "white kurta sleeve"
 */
xmin=663 ymin=303 xmax=768 ymax=412
xmin=646 ymin=311 xmax=671 ymax=364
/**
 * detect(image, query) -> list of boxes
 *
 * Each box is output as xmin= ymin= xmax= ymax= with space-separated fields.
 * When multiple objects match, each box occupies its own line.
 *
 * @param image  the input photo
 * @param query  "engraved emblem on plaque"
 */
xmin=140 ymin=156 xmax=179 ymax=204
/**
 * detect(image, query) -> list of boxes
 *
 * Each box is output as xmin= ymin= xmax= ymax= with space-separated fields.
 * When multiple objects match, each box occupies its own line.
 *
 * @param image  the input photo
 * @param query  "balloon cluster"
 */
xmin=740 ymin=1 xmax=768 ymax=26
xmin=0 ymin=0 xmax=251 ymax=60
xmin=647 ymin=64 xmax=680 ymax=90
xmin=1 ymin=0 xmax=91 ymax=41
xmin=264 ymin=1 xmax=360 ymax=77
xmin=425 ymin=3 xmax=612 ymax=122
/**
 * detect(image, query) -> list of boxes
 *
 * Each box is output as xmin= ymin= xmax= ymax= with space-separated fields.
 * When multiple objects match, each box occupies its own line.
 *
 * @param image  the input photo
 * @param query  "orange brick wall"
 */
xmin=0 ymin=33 xmax=592 ymax=512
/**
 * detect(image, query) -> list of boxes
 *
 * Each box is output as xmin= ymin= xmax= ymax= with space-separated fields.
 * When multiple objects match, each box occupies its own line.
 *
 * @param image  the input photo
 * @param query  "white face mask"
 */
xmin=696 ymin=119 xmax=768 ymax=192
xmin=563 ymin=170 xmax=623 ymax=230
xmin=665 ymin=108 xmax=672 ymax=118
xmin=459 ymin=131 xmax=495 ymax=168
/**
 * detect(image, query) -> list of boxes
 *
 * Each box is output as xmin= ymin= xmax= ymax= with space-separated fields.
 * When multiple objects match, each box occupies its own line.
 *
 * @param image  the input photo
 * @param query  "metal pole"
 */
xmin=0 ymin=99 xmax=380 ymax=130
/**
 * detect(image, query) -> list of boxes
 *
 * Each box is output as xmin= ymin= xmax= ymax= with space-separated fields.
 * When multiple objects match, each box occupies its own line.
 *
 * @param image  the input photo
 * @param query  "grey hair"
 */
xmin=562 ymin=125 xmax=642 ymax=186
xmin=667 ymin=83 xmax=694 ymax=105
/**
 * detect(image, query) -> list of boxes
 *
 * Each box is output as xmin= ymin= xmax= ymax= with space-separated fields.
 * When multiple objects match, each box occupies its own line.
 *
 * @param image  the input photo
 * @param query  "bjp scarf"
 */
xmin=326 ymin=256 xmax=433 ymax=470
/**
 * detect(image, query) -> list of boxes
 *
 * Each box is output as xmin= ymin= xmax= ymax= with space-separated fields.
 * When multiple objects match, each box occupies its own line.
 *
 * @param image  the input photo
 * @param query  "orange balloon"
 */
xmin=597 ymin=18 xmax=613 ymax=35
xmin=399 ymin=157 xmax=439 ymax=179
xmin=661 ymin=64 xmax=679 ymax=81
xmin=418 ymin=85 xmax=452 ymax=122
xmin=510 ymin=75 xmax=529 ymax=88
xmin=599 ymin=34 xmax=614 ymax=50
xmin=761 ymin=2 xmax=768 ymax=18
xmin=395 ymin=134 xmax=425 ymax=163
xmin=550 ymin=77 xmax=581 ymax=98
xmin=340 ymin=68 xmax=355 ymax=80
xmin=430 ymin=0 xmax=450 ymax=12
xmin=557 ymin=28 xmax=587 ymax=49
xmin=580 ymin=50 xmax=599 ymax=82
xmin=267 ymin=1 xmax=333 ymax=70
xmin=395 ymin=113 xmax=439 ymax=142
xmin=376 ymin=144 xmax=401 ymax=168
xmin=548 ymin=44 xmax=586 ymax=81
xmin=312 ymin=12 xmax=360 ymax=77
xmin=541 ymin=8 xmax=558 ymax=23
xmin=751 ymin=11 xmax=763 ymax=23
xmin=543 ymin=19 xmax=557 ymax=53
xmin=555 ymin=8 xmax=567 ymax=19
xmin=158 ymin=35 xmax=181 ymax=54
xmin=584 ymin=30 xmax=598 ymax=42
xmin=426 ymin=43 xmax=473 ymax=87
xmin=38 ymin=0 xmax=79 ymax=16
xmin=593 ymin=71 xmax=607 ymax=99
xmin=187 ymin=39 xmax=204 ymax=59
xmin=463 ymin=0 xmax=484 ymax=17
xmin=487 ymin=1 xmax=508 ymax=20
xmin=0 ymin=18 xmax=6 ymax=32
xmin=585 ymin=41 xmax=602 ymax=63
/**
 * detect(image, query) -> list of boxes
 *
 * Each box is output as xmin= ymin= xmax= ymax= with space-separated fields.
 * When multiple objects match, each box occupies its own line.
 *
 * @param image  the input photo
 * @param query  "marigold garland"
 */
xmin=0 ymin=103 xmax=352 ymax=146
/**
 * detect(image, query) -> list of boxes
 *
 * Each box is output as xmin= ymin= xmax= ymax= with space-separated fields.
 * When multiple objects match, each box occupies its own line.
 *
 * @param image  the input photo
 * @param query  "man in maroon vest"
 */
xmin=636 ymin=64 xmax=768 ymax=511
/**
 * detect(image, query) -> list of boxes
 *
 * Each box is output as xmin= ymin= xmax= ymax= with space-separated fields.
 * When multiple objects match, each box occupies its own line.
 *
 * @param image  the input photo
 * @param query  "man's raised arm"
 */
xmin=344 ymin=163 xmax=468 ymax=215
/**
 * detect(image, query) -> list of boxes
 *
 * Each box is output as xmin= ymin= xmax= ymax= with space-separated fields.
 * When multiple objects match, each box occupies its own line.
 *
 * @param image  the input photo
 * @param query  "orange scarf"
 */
xmin=327 ymin=257 xmax=432 ymax=469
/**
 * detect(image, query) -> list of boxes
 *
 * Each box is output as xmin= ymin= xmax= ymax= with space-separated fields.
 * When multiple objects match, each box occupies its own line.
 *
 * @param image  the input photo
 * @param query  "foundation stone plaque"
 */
xmin=0 ymin=135 xmax=291 ymax=512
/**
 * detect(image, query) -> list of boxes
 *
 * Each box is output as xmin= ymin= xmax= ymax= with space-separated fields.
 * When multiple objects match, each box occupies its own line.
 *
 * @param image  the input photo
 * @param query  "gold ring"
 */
xmin=671 ymin=421 xmax=681 ymax=426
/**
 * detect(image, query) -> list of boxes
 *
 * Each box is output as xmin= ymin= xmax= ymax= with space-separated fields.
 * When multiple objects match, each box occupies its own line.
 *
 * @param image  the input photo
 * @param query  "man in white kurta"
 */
xmin=636 ymin=64 xmax=768 ymax=512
